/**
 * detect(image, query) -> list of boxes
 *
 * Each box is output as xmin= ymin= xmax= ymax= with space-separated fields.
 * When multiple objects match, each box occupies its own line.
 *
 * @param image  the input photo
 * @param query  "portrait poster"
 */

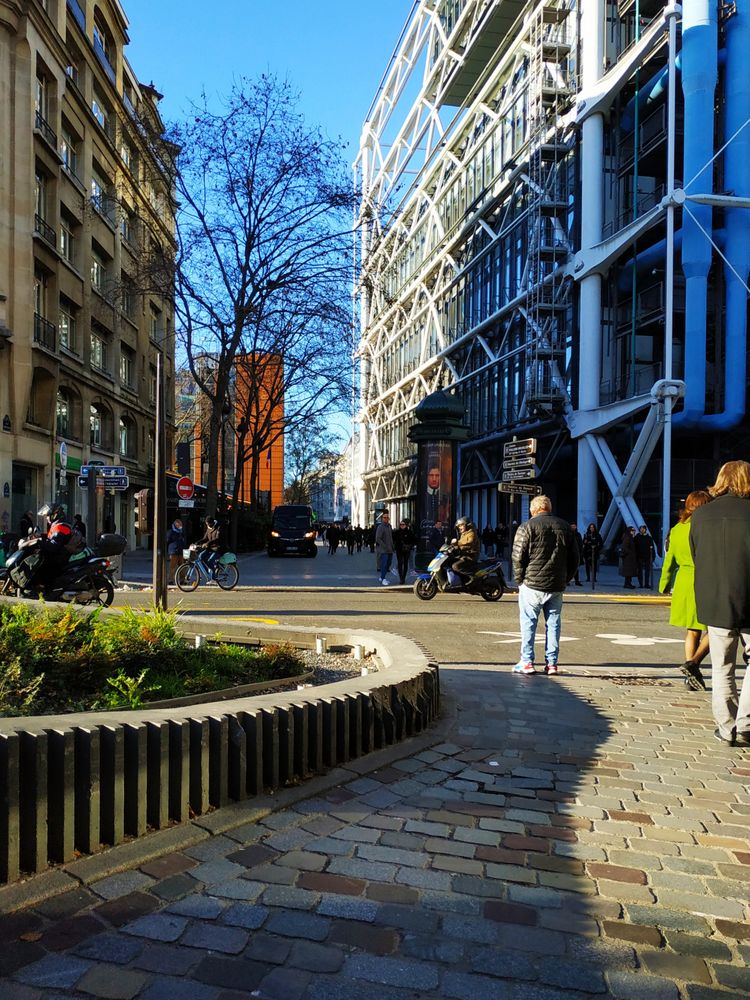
xmin=417 ymin=440 xmax=454 ymax=555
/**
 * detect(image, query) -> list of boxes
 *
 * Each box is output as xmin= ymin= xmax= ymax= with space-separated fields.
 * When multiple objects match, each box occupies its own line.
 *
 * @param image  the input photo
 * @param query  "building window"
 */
xmin=34 ymin=172 xmax=46 ymax=220
xmin=65 ymin=53 xmax=80 ymax=87
xmin=60 ymin=220 xmax=74 ymax=263
xmin=90 ymin=331 xmax=108 ymax=372
xmin=120 ymin=209 xmax=136 ymax=246
xmin=91 ymin=251 xmax=108 ymax=293
xmin=121 ymin=278 xmax=135 ymax=319
xmin=60 ymin=125 xmax=79 ymax=178
xmin=120 ymin=138 xmax=132 ymax=169
xmin=120 ymin=344 xmax=135 ymax=388
xmin=149 ymin=364 xmax=157 ymax=403
xmin=35 ymin=75 xmax=48 ymax=121
xmin=148 ymin=430 xmax=155 ymax=463
xmin=90 ymin=404 xmax=102 ymax=447
xmin=56 ymin=390 xmax=70 ymax=438
xmin=119 ymin=416 xmax=135 ymax=456
xmin=33 ymin=272 xmax=46 ymax=317
xmin=59 ymin=303 xmax=77 ymax=352
xmin=149 ymin=304 xmax=163 ymax=344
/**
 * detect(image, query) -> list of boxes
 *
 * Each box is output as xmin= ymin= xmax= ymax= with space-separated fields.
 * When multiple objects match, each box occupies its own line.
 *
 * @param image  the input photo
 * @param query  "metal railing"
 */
xmin=34 ymin=214 xmax=56 ymax=248
xmin=67 ymin=0 xmax=85 ymax=32
xmin=93 ymin=37 xmax=116 ymax=85
xmin=33 ymin=313 xmax=56 ymax=351
xmin=34 ymin=110 xmax=57 ymax=149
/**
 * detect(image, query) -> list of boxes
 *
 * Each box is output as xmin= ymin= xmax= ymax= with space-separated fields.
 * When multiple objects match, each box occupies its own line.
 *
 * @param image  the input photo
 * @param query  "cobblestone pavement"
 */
xmin=2 ymin=656 xmax=749 ymax=1000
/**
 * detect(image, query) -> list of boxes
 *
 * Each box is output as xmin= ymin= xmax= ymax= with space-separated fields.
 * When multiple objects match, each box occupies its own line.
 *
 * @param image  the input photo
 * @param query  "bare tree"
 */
xmin=165 ymin=75 xmax=355 ymax=523
xmin=284 ymin=416 xmax=338 ymax=504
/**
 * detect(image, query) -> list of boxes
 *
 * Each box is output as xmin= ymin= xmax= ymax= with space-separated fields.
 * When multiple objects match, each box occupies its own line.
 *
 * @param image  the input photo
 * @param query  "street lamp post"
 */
xmin=153 ymin=352 xmax=167 ymax=609
xmin=220 ymin=397 xmax=232 ymax=514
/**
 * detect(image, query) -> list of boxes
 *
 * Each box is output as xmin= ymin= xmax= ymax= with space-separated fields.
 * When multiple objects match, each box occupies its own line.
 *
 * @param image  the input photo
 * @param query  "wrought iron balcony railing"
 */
xmin=34 ymin=214 xmax=56 ymax=248
xmin=34 ymin=313 xmax=57 ymax=351
xmin=34 ymin=110 xmax=57 ymax=149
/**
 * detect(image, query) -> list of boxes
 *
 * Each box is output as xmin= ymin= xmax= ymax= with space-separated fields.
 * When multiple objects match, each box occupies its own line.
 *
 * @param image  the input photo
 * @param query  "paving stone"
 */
xmin=537 ymin=956 xmax=608 ymax=994
xmin=193 ymin=956 xmax=270 ymax=992
xmin=606 ymin=970 xmax=680 ymax=999
xmin=317 ymin=895 xmax=380 ymax=922
xmin=76 ymin=965 xmax=147 ymax=999
xmin=360 ymin=813 xmax=405 ymax=832
xmin=277 ymin=850 xmax=327 ymax=872
xmin=206 ymin=879 xmax=265 ymax=901
xmin=140 ymin=979 xmax=220 ymax=1000
xmin=74 ymin=932 xmax=145 ymax=965
xmin=304 ymin=976 xmax=421 ymax=1000
xmin=133 ymin=943 xmax=200 ymax=975
xmin=344 ymin=953 xmax=440 ymax=990
xmin=34 ymin=887 xmax=99 ymax=920
xmin=225 ymin=844 xmax=278 ymax=869
xmin=626 ymin=905 xmax=711 ymax=934
xmin=365 ymin=883 xmax=419 ymax=905
xmin=265 ymin=829 xmax=314 ymax=852
xmin=288 ymin=939 xmax=344 ymax=973
xmin=40 ymin=915 xmax=106 ymax=951
xmin=662 ymin=931 xmax=732 ymax=961
xmin=189 ymin=860 xmax=247 ymax=885
xmin=442 ymin=913 xmax=500 ymax=945
xmin=713 ymin=963 xmax=750 ymax=991
xmin=715 ymin=918 xmax=750 ymax=940
xmin=685 ymin=988 xmax=750 ymax=1000
xmin=14 ymin=954 xmax=92 ymax=989
xmin=95 ymin=891 xmax=161 ymax=928
xmin=566 ymin=936 xmax=637 ymax=968
xmin=400 ymin=934 xmax=465 ymax=963
xmin=357 ymin=844 xmax=429 ymax=868
xmin=0 ymin=986 xmax=42 ymax=1000
xmin=374 ymin=903 xmax=439 ymax=934
xmin=485 ymin=862 xmax=538 ymax=885
xmin=91 ymin=871 xmax=156 ymax=900
xmin=257 ymin=966 xmax=311 ymax=1000
xmin=329 ymin=920 xmax=399 ymax=955
xmin=139 ymin=853 xmax=198 ymax=880
xmin=471 ymin=947 xmax=538 ymax=981
xmin=265 ymin=910 xmax=331 ymax=941
xmin=243 ymin=932 xmax=291 ymax=965
xmin=245 ymin=863 xmax=297 ymax=886
xmin=379 ymin=831 xmax=427 ymax=851
xmin=305 ymin=836 xmax=356 ymax=856
xmin=484 ymin=900 xmax=537 ymax=926
xmin=432 ymin=854 xmax=484 ymax=875
xmin=181 ymin=923 xmax=249 ymax=954
xmin=262 ymin=885 xmax=320 ymax=910
xmin=298 ymin=871 xmax=366 ymax=896
xmin=654 ymin=890 xmax=745 ymax=919
xmin=442 ymin=970 xmax=514 ymax=999
xmin=167 ymin=896 xmax=225 ymax=920
xmin=150 ymin=873 xmax=200 ymax=902
xmin=122 ymin=913 xmax=188 ymax=943
xmin=301 ymin=815 xmax=348 ymax=836
xmin=602 ymin=921 xmax=664 ymax=948
xmin=330 ymin=825 xmax=382 ymax=844
xmin=452 ymin=874 xmax=504 ymax=898
xmin=328 ymin=856 xmax=398 ymax=882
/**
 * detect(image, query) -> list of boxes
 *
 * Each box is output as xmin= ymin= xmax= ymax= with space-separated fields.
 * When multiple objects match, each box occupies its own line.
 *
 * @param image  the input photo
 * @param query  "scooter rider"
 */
xmin=449 ymin=516 xmax=480 ymax=584
xmin=33 ymin=503 xmax=74 ymax=590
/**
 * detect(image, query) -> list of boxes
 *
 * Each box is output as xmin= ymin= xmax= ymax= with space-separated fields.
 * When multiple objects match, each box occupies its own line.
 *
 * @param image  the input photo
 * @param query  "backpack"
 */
xmin=64 ymin=526 xmax=86 ymax=555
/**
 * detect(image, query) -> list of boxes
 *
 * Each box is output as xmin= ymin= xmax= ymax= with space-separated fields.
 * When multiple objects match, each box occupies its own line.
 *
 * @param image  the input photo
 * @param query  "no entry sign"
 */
xmin=176 ymin=476 xmax=194 ymax=500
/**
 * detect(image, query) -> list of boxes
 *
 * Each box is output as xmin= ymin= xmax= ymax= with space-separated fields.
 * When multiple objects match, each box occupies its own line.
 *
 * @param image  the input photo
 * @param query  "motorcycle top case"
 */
xmin=97 ymin=533 xmax=127 ymax=557
xmin=12 ymin=551 xmax=43 ymax=590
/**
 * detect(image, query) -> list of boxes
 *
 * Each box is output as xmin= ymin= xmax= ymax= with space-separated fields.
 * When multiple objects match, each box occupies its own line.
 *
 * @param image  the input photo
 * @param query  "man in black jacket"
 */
xmin=690 ymin=460 xmax=750 ymax=746
xmin=511 ymin=495 xmax=579 ymax=675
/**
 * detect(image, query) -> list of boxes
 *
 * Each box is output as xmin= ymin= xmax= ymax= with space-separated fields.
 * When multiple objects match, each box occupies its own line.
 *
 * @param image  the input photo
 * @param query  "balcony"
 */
xmin=34 ymin=214 xmax=56 ymax=248
xmin=34 ymin=110 xmax=57 ymax=150
xmin=93 ymin=37 xmax=116 ymax=85
xmin=34 ymin=313 xmax=57 ymax=352
xmin=67 ymin=0 xmax=86 ymax=33
xmin=91 ymin=193 xmax=117 ymax=226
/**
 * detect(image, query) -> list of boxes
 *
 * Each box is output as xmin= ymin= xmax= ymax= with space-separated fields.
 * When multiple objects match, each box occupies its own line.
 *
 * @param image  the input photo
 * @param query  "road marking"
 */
xmin=478 ymin=631 xmax=579 ymax=645
xmin=224 ymin=616 xmax=281 ymax=625
xmin=596 ymin=633 xmax=682 ymax=646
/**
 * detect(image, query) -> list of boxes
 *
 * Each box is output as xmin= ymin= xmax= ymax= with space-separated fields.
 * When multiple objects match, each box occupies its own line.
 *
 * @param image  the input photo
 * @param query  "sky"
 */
xmin=123 ymin=0 xmax=414 ymax=162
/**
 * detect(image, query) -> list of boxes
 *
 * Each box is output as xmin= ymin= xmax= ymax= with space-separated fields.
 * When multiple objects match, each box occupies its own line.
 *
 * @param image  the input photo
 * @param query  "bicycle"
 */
xmin=174 ymin=546 xmax=239 ymax=592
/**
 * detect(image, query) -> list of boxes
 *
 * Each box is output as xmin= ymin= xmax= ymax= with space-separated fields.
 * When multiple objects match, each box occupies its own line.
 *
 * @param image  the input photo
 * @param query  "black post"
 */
xmin=152 ymin=353 xmax=167 ymax=609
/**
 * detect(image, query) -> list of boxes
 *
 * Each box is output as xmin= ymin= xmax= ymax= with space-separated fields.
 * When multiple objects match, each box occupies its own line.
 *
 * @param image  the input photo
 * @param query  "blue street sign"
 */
xmin=80 ymin=465 xmax=126 ymax=477
xmin=79 ymin=475 xmax=129 ymax=490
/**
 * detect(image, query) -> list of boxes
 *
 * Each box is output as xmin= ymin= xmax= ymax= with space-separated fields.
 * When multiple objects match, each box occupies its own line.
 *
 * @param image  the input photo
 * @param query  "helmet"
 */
xmin=205 ymin=517 xmax=218 ymax=529
xmin=455 ymin=517 xmax=471 ymax=531
xmin=38 ymin=503 xmax=66 ymax=522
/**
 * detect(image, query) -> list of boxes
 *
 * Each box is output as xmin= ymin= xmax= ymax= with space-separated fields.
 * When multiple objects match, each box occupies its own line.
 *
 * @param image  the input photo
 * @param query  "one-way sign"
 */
xmin=498 ymin=482 xmax=542 ymax=496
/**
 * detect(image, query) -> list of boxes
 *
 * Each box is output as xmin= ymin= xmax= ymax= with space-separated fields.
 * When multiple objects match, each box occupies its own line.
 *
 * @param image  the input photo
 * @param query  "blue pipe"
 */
xmin=674 ymin=0 xmax=718 ymax=429
xmin=700 ymin=0 xmax=750 ymax=429
xmin=620 ymin=55 xmax=682 ymax=132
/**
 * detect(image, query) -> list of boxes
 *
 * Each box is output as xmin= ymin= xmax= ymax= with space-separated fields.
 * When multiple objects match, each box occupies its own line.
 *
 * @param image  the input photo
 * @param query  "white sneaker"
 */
xmin=381 ymin=579 xmax=390 ymax=586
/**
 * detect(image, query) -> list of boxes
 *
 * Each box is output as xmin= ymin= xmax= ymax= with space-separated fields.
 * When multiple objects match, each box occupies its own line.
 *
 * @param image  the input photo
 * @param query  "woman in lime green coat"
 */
xmin=659 ymin=490 xmax=712 ymax=690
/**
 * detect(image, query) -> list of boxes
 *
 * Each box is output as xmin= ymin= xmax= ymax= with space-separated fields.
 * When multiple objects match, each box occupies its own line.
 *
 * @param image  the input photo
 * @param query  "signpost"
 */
xmin=503 ymin=438 xmax=537 ymax=459
xmin=176 ymin=476 xmax=194 ymax=501
xmin=498 ymin=482 xmax=543 ymax=496
xmin=501 ymin=438 xmax=540 ymax=580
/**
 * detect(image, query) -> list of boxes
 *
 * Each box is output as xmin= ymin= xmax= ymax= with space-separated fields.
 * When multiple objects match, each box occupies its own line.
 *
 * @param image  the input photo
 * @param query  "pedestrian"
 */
xmin=375 ymin=512 xmax=395 ymax=586
xmin=429 ymin=519 xmax=447 ymax=552
xmin=634 ymin=524 xmax=656 ymax=589
xmin=690 ymin=460 xmax=750 ymax=746
xmin=73 ymin=513 xmax=86 ymax=541
xmin=582 ymin=522 xmax=603 ymax=582
xmin=346 ymin=525 xmax=356 ymax=555
xmin=19 ymin=509 xmax=34 ymax=538
xmin=393 ymin=518 xmax=416 ymax=584
xmin=570 ymin=522 xmax=584 ymax=586
xmin=481 ymin=525 xmax=495 ymax=557
xmin=511 ymin=494 xmax=579 ymax=675
xmin=355 ymin=525 xmax=363 ymax=552
xmin=404 ymin=518 xmax=417 ymax=575
xmin=166 ymin=517 xmax=186 ymax=584
xmin=659 ymin=490 xmax=712 ymax=691
xmin=619 ymin=526 xmax=637 ymax=588
xmin=326 ymin=523 xmax=339 ymax=555
xmin=367 ymin=524 xmax=376 ymax=553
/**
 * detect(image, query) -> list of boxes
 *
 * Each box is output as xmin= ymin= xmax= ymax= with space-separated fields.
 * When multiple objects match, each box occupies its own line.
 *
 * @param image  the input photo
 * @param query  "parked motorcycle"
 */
xmin=413 ymin=543 xmax=507 ymax=601
xmin=1 ymin=532 xmax=125 ymax=606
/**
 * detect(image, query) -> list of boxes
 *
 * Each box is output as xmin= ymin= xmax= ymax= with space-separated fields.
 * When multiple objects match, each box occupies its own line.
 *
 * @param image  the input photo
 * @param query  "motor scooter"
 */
xmin=413 ymin=543 xmax=507 ymax=601
xmin=1 ymin=532 xmax=123 ymax=606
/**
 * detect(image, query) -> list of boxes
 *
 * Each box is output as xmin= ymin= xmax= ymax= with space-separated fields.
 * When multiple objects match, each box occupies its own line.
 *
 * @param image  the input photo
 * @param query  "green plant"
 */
xmin=0 ymin=658 xmax=45 ymax=717
xmin=95 ymin=669 xmax=161 ymax=710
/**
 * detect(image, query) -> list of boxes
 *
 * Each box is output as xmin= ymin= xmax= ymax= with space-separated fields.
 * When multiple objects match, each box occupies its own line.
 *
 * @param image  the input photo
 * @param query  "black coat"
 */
xmin=512 ymin=513 xmax=579 ymax=592
xmin=634 ymin=532 xmax=656 ymax=564
xmin=619 ymin=532 xmax=638 ymax=577
xmin=690 ymin=494 xmax=750 ymax=629
xmin=393 ymin=527 xmax=416 ymax=553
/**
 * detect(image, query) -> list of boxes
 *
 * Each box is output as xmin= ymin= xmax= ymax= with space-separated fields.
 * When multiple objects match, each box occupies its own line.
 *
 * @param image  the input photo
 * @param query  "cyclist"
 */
xmin=194 ymin=517 xmax=223 ymax=576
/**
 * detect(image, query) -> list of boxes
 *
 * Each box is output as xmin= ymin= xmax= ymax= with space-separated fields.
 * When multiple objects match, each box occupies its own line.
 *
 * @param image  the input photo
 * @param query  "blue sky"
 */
xmin=123 ymin=0 xmax=412 ymax=160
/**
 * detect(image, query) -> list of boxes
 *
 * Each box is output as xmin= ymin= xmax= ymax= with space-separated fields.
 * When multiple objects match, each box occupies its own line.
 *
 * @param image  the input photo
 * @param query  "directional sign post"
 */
xmin=498 ymin=482 xmax=543 ymax=496
xmin=503 ymin=438 xmax=537 ymax=460
xmin=502 ymin=468 xmax=539 ymax=482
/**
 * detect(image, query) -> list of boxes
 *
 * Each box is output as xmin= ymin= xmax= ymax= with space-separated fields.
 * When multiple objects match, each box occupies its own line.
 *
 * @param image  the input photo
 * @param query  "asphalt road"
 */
xmin=120 ymin=542 xmax=685 ymax=685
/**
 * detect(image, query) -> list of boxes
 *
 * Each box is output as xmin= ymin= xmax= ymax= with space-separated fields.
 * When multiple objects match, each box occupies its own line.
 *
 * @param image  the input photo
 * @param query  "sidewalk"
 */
xmin=2 ymin=657 xmax=748 ymax=998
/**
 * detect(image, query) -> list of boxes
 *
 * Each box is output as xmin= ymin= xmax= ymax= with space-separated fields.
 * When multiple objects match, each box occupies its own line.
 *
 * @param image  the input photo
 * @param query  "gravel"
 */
xmin=298 ymin=648 xmax=380 ymax=686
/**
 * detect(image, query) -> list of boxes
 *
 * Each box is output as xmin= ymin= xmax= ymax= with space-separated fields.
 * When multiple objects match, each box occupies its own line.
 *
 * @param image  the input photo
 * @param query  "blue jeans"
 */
xmin=518 ymin=584 xmax=563 ymax=665
xmin=378 ymin=552 xmax=393 ymax=581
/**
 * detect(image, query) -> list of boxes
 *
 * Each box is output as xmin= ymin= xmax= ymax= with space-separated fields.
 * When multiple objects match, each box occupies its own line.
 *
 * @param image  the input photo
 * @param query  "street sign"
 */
xmin=178 ymin=499 xmax=195 ymax=508
xmin=504 ymin=438 xmax=537 ymax=459
xmin=503 ymin=456 xmax=537 ymax=471
xmin=79 ymin=475 xmax=129 ymax=491
xmin=498 ymin=482 xmax=542 ymax=496
xmin=59 ymin=441 xmax=68 ymax=470
xmin=501 ymin=468 xmax=538 ymax=482
xmin=81 ymin=465 xmax=126 ymax=478
xmin=176 ymin=476 xmax=194 ymax=500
